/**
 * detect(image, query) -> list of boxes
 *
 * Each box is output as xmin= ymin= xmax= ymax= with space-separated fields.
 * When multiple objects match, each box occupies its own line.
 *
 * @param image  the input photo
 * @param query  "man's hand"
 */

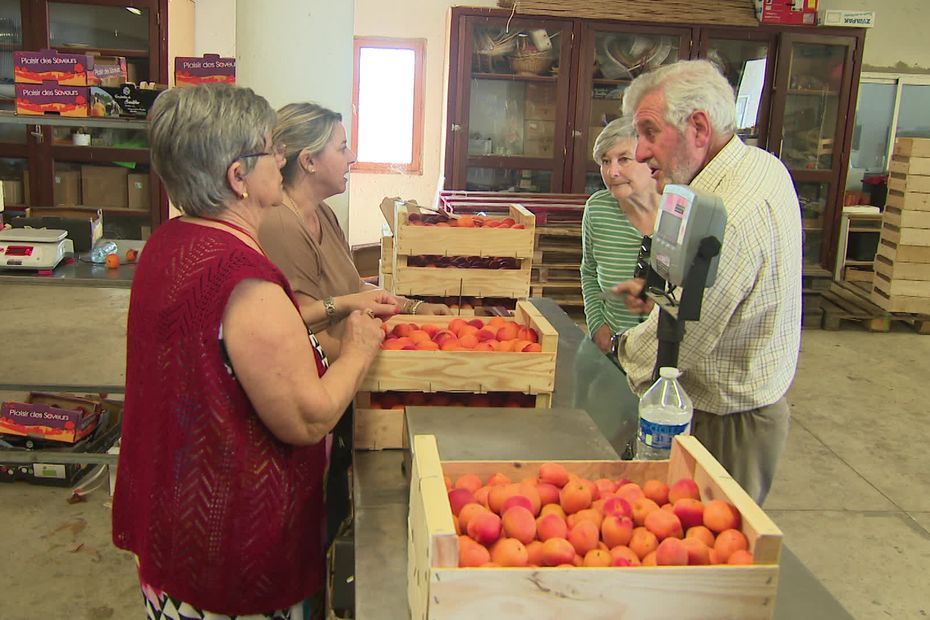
xmin=612 ymin=278 xmax=655 ymax=315
xmin=592 ymin=324 xmax=613 ymax=354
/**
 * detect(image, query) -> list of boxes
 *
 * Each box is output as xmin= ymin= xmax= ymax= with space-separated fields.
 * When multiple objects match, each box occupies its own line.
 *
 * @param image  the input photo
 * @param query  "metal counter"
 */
xmin=353 ymin=298 xmax=853 ymax=620
xmin=0 ymin=240 xmax=146 ymax=288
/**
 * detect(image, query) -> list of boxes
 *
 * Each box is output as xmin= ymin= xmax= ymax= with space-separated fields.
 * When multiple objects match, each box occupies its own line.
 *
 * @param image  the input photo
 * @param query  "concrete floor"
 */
xmin=1 ymin=284 xmax=929 ymax=619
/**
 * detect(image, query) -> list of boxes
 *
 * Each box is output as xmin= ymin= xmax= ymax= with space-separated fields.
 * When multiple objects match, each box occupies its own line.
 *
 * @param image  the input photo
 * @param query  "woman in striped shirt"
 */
xmin=582 ymin=117 xmax=660 ymax=353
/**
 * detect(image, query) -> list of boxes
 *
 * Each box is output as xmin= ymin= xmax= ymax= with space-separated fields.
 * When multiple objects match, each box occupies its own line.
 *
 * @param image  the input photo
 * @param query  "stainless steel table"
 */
xmin=353 ymin=298 xmax=853 ymax=620
xmin=0 ymin=243 xmax=143 ymax=289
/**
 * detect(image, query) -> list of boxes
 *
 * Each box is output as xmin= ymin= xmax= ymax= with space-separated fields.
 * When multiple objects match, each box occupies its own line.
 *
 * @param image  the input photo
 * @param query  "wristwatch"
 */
xmin=323 ymin=296 xmax=337 ymax=319
xmin=610 ymin=329 xmax=628 ymax=374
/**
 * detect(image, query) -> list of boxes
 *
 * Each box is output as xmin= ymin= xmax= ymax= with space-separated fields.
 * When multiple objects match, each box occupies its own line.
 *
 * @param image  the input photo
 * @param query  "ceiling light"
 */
xmin=125 ymin=7 xmax=143 ymax=15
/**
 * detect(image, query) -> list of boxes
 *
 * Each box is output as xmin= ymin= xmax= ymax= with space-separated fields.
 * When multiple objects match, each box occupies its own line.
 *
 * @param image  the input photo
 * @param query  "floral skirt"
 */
xmin=141 ymin=577 xmax=323 ymax=620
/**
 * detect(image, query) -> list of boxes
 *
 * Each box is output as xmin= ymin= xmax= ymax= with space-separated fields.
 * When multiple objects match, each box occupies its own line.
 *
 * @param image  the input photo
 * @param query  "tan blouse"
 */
xmin=259 ymin=200 xmax=363 ymax=334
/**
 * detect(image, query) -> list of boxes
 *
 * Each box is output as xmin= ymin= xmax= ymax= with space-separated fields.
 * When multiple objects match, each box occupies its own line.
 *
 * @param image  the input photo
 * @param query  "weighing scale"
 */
xmin=0 ymin=228 xmax=73 ymax=270
xmin=639 ymin=184 xmax=727 ymax=381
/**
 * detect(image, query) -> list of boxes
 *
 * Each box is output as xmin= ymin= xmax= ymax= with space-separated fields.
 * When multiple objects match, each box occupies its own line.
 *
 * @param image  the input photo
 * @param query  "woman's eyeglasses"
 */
xmin=237 ymin=142 xmax=287 ymax=163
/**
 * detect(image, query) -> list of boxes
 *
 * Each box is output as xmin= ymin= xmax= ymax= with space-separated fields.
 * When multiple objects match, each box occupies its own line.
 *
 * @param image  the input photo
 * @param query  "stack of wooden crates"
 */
xmin=872 ymin=138 xmax=930 ymax=316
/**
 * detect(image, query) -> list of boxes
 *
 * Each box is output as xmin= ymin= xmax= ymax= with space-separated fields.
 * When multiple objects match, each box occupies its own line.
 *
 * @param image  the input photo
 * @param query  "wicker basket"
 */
xmin=510 ymin=51 xmax=553 ymax=76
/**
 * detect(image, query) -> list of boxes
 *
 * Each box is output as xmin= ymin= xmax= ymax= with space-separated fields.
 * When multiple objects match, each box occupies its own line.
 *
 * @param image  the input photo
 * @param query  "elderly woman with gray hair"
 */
xmin=112 ymin=84 xmax=385 ymax=619
xmin=581 ymin=116 xmax=660 ymax=354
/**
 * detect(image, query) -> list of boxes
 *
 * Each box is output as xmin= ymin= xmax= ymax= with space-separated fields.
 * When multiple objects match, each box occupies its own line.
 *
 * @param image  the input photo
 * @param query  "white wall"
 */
xmin=235 ymin=0 xmax=354 ymax=229
xmin=349 ymin=0 xmax=498 ymax=246
xmin=820 ymin=0 xmax=930 ymax=72
xmin=167 ymin=0 xmax=195 ymax=87
xmin=194 ymin=0 xmax=236 ymax=57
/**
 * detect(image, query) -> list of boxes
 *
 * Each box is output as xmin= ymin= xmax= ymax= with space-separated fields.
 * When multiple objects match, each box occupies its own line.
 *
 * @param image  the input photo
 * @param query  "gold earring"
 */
xmin=241 ymin=191 xmax=249 ymax=199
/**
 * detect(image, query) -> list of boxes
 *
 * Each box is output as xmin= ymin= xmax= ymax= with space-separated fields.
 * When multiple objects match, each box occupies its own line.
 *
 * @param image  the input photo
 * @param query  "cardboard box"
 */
xmin=53 ymin=171 xmax=81 ymax=206
xmin=1 ymin=179 xmax=23 ymax=205
xmin=13 ymin=49 xmax=126 ymax=86
xmin=127 ymin=173 xmax=150 ymax=210
xmin=90 ymin=83 xmax=166 ymax=118
xmin=755 ymin=0 xmax=818 ymax=25
xmin=523 ymin=120 xmax=554 ymax=157
xmin=818 ymin=9 xmax=875 ymax=27
xmin=82 ymin=165 xmax=128 ymax=208
xmin=174 ymin=54 xmax=236 ymax=86
xmin=15 ymin=82 xmax=88 ymax=117
xmin=12 ymin=208 xmax=103 ymax=252
xmin=0 ymin=393 xmax=100 ymax=446
xmin=524 ymin=82 xmax=556 ymax=121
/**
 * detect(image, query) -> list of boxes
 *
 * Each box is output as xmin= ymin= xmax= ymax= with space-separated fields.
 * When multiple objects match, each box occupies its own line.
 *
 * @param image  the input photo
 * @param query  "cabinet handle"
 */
xmin=571 ymin=130 xmax=582 ymax=138
xmin=451 ymin=123 xmax=462 ymax=132
xmin=30 ymin=125 xmax=43 ymax=143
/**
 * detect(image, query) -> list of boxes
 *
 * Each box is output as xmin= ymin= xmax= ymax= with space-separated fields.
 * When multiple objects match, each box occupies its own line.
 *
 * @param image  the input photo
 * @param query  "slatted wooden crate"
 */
xmin=354 ymin=391 xmax=552 ymax=450
xmin=408 ymin=434 xmax=783 ymax=620
xmin=391 ymin=256 xmax=532 ymax=299
xmin=394 ymin=203 xmax=536 ymax=259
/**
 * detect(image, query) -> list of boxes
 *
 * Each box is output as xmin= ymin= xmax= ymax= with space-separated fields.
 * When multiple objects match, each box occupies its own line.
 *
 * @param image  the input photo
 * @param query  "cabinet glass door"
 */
xmin=704 ymin=34 xmax=774 ymax=148
xmin=797 ymin=181 xmax=828 ymax=267
xmin=571 ymin=24 xmax=689 ymax=193
xmin=453 ymin=15 xmax=572 ymax=192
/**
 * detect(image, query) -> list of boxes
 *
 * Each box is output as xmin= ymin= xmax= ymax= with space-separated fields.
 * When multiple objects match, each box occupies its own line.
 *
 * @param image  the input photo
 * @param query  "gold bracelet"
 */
xmin=409 ymin=300 xmax=424 ymax=314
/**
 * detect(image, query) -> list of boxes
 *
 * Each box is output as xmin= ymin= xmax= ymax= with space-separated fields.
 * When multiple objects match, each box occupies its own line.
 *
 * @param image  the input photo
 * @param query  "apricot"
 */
xmin=570 ymin=508 xmax=603 ymax=529
xmin=560 ymin=479 xmax=593 ymax=515
xmin=496 ymin=323 xmax=519 ymax=341
xmin=474 ymin=485 xmax=491 ymax=509
xmin=502 ymin=506 xmax=536 ymax=544
xmin=629 ymin=527 xmax=658 ymax=560
xmin=487 ymin=472 xmax=511 ymax=486
xmin=631 ymin=497 xmax=660 ymax=526
xmin=601 ymin=515 xmax=634 ymax=548
xmin=539 ymin=503 xmax=566 ymax=520
xmin=540 ymin=537 xmax=575 ymax=566
xmin=668 ymin=478 xmax=701 ymax=504
xmin=685 ymin=525 xmax=716 ymax=548
xmin=602 ymin=496 xmax=633 ymax=519
xmin=655 ymin=538 xmax=689 ymax=566
xmin=616 ymin=482 xmax=645 ymax=504
xmin=414 ymin=340 xmax=440 ymax=351
xmin=458 ymin=538 xmax=490 ymax=567
xmin=568 ymin=520 xmax=600 ymax=556
xmin=448 ymin=488 xmax=477 ymax=516
xmin=489 ymin=483 xmax=521 ymax=514
xmin=536 ymin=482 xmax=560 ymax=506
xmin=608 ymin=545 xmax=641 ymax=567
xmin=448 ymin=318 xmax=468 ymax=335
xmin=538 ymin=462 xmax=570 ymax=488
xmin=643 ymin=479 xmax=670 ymax=506
xmin=408 ymin=329 xmax=431 ymax=344
xmin=536 ymin=513 xmax=568 ymax=541
xmin=473 ymin=342 xmax=495 ymax=351
xmin=704 ymin=499 xmax=741 ymax=533
xmin=525 ymin=540 xmax=545 ymax=566
xmin=523 ymin=343 xmax=542 ymax=352
xmin=466 ymin=511 xmax=501 ymax=546
xmin=583 ymin=549 xmax=612 ymax=567
xmin=467 ymin=319 xmax=484 ymax=329
xmin=439 ymin=339 xmax=462 ymax=351
xmin=641 ymin=551 xmax=658 ymax=566
xmin=501 ymin=495 xmax=533 ymax=515
xmin=681 ymin=536 xmax=711 ymax=565
xmin=476 ymin=328 xmax=497 ymax=342
xmin=392 ymin=323 xmax=416 ymax=338
xmin=578 ymin=477 xmax=600 ymax=501
xmin=382 ymin=338 xmax=408 ymax=351
xmin=713 ymin=529 xmax=748 ymax=563
xmin=510 ymin=339 xmax=532 ymax=354
xmin=515 ymin=482 xmax=542 ymax=515
xmin=432 ymin=329 xmax=457 ymax=344
xmin=517 ymin=326 xmax=539 ymax=343
xmin=458 ymin=334 xmax=479 ymax=349
xmin=673 ymin=498 xmax=705 ymax=530
xmin=493 ymin=339 xmax=515 ymax=352
xmin=644 ymin=509 xmax=684 ymax=541
xmin=421 ymin=324 xmax=440 ymax=337
xmin=728 ymin=549 xmax=754 ymax=565
xmin=594 ymin=478 xmax=618 ymax=497
xmin=455 ymin=474 xmax=483 ymax=494
xmin=490 ymin=538 xmax=529 ymax=567
xmin=458 ymin=503 xmax=489 ymax=532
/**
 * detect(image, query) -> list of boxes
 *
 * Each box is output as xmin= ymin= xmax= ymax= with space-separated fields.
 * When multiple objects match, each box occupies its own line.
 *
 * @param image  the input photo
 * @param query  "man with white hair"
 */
xmin=613 ymin=59 xmax=802 ymax=505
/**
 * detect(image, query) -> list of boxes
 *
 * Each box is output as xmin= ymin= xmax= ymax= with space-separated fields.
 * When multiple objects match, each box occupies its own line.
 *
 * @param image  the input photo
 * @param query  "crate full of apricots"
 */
xmin=356 ymin=303 xmax=557 ymax=450
xmin=408 ymin=434 xmax=783 ymax=620
xmin=389 ymin=201 xmax=535 ymax=299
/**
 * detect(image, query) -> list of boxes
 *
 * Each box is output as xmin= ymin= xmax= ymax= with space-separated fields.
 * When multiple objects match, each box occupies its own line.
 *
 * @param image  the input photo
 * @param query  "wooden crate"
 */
xmin=871 ymin=271 xmax=930 ymax=298
xmin=882 ymin=206 xmax=930 ymax=230
xmin=885 ymin=188 xmax=930 ymax=212
xmin=408 ymin=434 xmax=782 ymax=620
xmin=894 ymin=137 xmax=930 ymax=158
xmin=876 ymin=237 xmax=930 ymax=264
xmin=394 ymin=203 xmax=536 ymax=259
xmin=874 ymin=254 xmax=930 ymax=281
xmin=391 ymin=255 xmax=532 ymax=298
xmin=871 ymin=286 xmax=930 ymax=315
xmin=362 ymin=301 xmax=557 ymax=394
xmin=880 ymin=222 xmax=930 ymax=247
xmin=354 ymin=392 xmax=552 ymax=450
xmin=887 ymin=172 xmax=930 ymax=196
xmin=889 ymin=154 xmax=930 ymax=177
xmin=381 ymin=234 xmax=394 ymax=266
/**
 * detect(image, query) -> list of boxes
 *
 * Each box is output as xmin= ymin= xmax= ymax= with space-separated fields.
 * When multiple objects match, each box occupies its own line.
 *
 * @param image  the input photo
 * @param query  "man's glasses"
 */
xmin=237 ymin=142 xmax=287 ymax=163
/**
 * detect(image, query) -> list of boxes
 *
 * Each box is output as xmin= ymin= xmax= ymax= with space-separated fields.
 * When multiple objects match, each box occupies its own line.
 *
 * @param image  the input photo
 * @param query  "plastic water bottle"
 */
xmin=636 ymin=367 xmax=693 ymax=460
xmin=90 ymin=239 xmax=118 ymax=263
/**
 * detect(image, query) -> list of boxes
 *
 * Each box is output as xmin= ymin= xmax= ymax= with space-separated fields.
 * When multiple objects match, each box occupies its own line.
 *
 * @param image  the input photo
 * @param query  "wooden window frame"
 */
xmin=352 ymin=36 xmax=425 ymax=175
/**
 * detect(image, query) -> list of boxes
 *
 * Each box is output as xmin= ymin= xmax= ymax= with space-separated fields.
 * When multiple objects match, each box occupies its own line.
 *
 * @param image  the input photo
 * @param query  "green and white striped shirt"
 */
xmin=580 ymin=189 xmax=644 ymax=335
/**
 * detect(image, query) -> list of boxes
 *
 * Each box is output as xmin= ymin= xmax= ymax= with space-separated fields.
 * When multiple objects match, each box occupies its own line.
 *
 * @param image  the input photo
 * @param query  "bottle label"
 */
xmin=638 ymin=419 xmax=689 ymax=451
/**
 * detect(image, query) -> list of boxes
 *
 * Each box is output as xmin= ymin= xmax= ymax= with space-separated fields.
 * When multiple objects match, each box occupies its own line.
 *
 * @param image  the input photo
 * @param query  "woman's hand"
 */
xmin=416 ymin=302 xmax=452 ymax=315
xmin=339 ymin=310 xmax=385 ymax=362
xmin=340 ymin=289 xmax=402 ymax=319
xmin=592 ymin=324 xmax=614 ymax=354
xmin=611 ymin=278 xmax=654 ymax=315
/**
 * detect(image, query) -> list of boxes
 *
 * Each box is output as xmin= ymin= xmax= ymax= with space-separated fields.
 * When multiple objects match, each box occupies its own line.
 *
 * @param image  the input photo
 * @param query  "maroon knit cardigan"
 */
xmin=113 ymin=219 xmax=327 ymax=614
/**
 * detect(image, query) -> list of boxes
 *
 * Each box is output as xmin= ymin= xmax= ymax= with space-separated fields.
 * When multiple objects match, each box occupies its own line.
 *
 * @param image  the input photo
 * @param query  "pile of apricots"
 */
xmin=381 ymin=317 xmax=542 ymax=352
xmin=448 ymin=466 xmax=752 ymax=568
xmin=406 ymin=213 xmax=525 ymax=229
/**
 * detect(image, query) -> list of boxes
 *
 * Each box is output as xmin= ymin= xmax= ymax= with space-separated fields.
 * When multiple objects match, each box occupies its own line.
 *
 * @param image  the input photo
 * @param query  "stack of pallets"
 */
xmin=872 ymin=138 xmax=930 ymax=318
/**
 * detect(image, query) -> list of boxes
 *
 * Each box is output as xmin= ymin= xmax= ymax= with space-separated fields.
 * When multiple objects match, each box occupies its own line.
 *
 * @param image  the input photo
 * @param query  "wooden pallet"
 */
xmin=531 ymin=263 xmax=581 ymax=283
xmin=824 ymin=281 xmax=930 ymax=333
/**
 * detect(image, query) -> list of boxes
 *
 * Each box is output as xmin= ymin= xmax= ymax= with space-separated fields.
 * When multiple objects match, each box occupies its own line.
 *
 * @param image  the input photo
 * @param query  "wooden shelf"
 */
xmin=30 ymin=204 xmax=149 ymax=217
xmin=787 ymin=89 xmax=838 ymax=96
xmin=592 ymin=78 xmax=632 ymax=86
xmin=51 ymin=44 xmax=149 ymax=59
xmin=0 ymin=111 xmax=147 ymax=130
xmin=472 ymin=72 xmax=557 ymax=82
xmin=51 ymin=144 xmax=149 ymax=163
xmin=844 ymin=260 xmax=874 ymax=267
xmin=848 ymin=227 xmax=881 ymax=233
